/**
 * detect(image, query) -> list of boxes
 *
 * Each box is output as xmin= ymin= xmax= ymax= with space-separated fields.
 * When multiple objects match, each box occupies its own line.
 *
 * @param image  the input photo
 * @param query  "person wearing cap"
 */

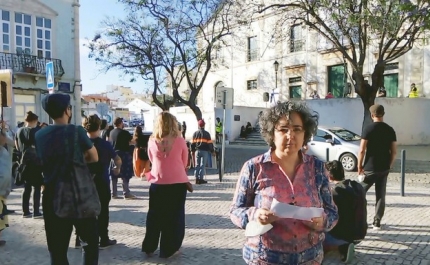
xmin=35 ymin=93 xmax=99 ymax=264
xmin=357 ymin=104 xmax=397 ymax=230
xmin=109 ymin=117 xmax=136 ymax=199
xmin=190 ymin=119 xmax=214 ymax=184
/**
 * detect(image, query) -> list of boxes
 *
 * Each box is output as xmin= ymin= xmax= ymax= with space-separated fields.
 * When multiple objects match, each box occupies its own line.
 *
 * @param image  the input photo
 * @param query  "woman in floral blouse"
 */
xmin=230 ymin=101 xmax=339 ymax=265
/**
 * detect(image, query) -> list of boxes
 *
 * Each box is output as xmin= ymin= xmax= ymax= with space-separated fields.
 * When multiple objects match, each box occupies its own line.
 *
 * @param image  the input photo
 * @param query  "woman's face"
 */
xmin=272 ymin=112 xmax=305 ymax=155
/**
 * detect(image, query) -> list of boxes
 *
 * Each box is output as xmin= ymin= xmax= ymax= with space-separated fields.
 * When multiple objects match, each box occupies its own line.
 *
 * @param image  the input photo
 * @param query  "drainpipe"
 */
xmin=72 ymin=0 xmax=82 ymax=124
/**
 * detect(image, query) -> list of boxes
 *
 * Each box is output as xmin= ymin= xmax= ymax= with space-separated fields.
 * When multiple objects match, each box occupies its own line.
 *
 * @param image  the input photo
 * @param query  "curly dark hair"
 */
xmin=82 ymin=114 xmax=101 ymax=133
xmin=259 ymin=101 xmax=319 ymax=149
xmin=325 ymin=160 xmax=345 ymax=181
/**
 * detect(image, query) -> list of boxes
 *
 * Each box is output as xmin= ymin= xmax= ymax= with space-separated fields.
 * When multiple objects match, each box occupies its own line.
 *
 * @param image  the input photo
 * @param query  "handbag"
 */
xmin=53 ymin=125 xmax=101 ymax=219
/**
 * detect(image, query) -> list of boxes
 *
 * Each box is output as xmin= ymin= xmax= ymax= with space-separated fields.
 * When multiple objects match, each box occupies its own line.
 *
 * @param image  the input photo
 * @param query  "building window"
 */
xmin=290 ymin=25 xmax=304 ymax=53
xmin=247 ymin=36 xmax=258 ymax=62
xmin=247 ymin=79 xmax=257 ymax=90
xmin=36 ymin=17 xmax=52 ymax=58
xmin=289 ymin=76 xmax=302 ymax=99
xmin=15 ymin=12 xmax=32 ymax=54
xmin=289 ymin=85 xmax=302 ymax=99
xmin=1 ymin=10 xmax=10 ymax=52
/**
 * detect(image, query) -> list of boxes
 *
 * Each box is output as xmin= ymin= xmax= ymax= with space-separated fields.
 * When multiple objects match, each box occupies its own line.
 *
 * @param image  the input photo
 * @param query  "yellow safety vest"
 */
xmin=409 ymin=90 xmax=419 ymax=98
xmin=215 ymin=121 xmax=222 ymax=133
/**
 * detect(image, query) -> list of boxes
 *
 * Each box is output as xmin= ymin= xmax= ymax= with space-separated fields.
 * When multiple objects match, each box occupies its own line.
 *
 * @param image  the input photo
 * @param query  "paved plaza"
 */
xmin=1 ymin=146 xmax=430 ymax=265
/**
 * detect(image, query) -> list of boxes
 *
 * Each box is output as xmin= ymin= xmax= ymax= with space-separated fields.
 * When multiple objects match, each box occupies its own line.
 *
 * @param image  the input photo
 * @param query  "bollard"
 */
xmin=400 ymin=149 xmax=406 ymax=197
xmin=326 ymin=148 xmax=330 ymax=162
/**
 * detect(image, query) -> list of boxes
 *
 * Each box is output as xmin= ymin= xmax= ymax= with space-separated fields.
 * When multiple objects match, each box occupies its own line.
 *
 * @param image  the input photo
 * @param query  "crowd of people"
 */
xmin=0 ymin=95 xmax=397 ymax=265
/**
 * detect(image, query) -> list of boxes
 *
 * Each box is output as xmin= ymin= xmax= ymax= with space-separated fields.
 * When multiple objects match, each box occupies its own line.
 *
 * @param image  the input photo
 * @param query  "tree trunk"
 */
xmin=360 ymin=93 xmax=375 ymax=135
xmin=173 ymin=89 xmax=202 ymax=120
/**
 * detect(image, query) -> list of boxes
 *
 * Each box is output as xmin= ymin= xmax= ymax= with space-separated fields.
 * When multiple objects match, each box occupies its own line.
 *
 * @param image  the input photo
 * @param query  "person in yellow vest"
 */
xmin=408 ymin=83 xmax=419 ymax=98
xmin=215 ymin=117 xmax=222 ymax=144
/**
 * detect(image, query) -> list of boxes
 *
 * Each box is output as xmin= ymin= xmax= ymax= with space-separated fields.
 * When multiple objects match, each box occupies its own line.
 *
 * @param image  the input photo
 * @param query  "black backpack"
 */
xmin=16 ymin=128 xmax=43 ymax=186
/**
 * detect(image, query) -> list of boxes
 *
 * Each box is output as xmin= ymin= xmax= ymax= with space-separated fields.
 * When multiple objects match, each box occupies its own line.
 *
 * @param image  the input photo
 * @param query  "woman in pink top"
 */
xmin=141 ymin=111 xmax=190 ymax=259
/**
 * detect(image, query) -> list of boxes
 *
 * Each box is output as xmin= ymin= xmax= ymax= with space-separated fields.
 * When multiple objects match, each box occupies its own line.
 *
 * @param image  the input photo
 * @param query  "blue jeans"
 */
xmin=324 ymin=232 xmax=349 ymax=247
xmin=194 ymin=150 xmax=210 ymax=180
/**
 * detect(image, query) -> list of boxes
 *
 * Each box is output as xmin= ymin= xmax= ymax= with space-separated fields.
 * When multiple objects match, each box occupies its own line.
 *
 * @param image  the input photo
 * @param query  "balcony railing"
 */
xmin=0 ymin=52 xmax=65 ymax=77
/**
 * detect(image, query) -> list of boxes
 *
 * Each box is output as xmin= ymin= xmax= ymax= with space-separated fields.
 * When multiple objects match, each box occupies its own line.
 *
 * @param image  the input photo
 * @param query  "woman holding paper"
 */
xmin=230 ymin=101 xmax=339 ymax=265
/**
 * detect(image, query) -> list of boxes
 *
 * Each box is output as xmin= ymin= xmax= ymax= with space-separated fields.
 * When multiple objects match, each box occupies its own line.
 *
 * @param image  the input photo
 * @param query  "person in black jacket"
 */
xmin=15 ymin=111 xmax=43 ymax=218
xmin=324 ymin=160 xmax=366 ymax=264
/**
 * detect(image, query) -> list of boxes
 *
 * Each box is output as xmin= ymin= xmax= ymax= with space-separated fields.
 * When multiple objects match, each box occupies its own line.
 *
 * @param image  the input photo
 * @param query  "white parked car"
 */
xmin=306 ymin=127 xmax=361 ymax=171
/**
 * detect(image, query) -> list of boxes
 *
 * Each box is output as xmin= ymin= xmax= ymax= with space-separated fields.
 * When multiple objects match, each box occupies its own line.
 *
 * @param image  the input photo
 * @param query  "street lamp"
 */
xmin=272 ymin=60 xmax=279 ymax=103
xmin=274 ymin=61 xmax=279 ymax=88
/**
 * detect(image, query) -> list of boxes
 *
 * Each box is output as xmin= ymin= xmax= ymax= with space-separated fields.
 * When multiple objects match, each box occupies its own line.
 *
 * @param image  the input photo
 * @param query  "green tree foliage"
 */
xmin=253 ymin=0 xmax=430 ymax=131
xmin=87 ymin=0 xmax=235 ymax=120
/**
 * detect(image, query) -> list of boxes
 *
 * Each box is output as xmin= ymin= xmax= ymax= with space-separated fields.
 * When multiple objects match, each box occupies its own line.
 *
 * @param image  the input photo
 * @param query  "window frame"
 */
xmin=1 ymin=10 xmax=10 ymax=53
xmin=246 ymin=79 xmax=258 ymax=90
xmin=247 ymin=36 xmax=258 ymax=62
xmin=290 ymin=24 xmax=304 ymax=53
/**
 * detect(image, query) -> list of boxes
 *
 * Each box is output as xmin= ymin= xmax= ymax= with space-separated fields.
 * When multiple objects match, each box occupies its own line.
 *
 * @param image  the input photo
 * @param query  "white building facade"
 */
xmin=0 ymin=0 xmax=82 ymax=129
xmin=198 ymin=7 xmax=430 ymax=141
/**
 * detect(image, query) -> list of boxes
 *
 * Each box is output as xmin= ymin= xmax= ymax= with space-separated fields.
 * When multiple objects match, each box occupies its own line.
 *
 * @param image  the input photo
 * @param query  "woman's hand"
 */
xmin=255 ymin=208 xmax=279 ymax=225
xmin=304 ymin=216 xmax=325 ymax=231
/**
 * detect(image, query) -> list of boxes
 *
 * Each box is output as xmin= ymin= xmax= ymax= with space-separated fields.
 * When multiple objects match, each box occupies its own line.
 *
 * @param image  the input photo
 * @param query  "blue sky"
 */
xmin=79 ymin=0 xmax=147 ymax=95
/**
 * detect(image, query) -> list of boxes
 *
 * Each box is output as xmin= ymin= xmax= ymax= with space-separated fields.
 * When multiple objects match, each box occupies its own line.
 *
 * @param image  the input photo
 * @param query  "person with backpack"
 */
xmin=324 ymin=160 xmax=367 ymax=264
xmin=78 ymin=114 xmax=122 ymax=249
xmin=35 ymin=94 xmax=99 ymax=265
xmin=15 ymin=111 xmax=43 ymax=219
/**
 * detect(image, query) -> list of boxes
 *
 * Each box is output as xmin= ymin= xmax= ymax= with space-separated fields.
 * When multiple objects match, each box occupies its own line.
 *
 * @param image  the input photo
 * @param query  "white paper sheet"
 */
xmin=245 ymin=221 xmax=273 ymax=237
xmin=270 ymin=198 xmax=324 ymax=221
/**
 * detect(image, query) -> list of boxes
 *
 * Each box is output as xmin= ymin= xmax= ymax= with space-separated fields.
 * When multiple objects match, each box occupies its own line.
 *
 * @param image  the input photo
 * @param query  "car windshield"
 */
xmin=328 ymin=128 xmax=361 ymax=141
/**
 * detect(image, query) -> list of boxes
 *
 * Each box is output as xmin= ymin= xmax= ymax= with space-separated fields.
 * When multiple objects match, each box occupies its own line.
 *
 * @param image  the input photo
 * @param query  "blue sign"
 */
xmin=105 ymin=114 xmax=112 ymax=124
xmin=46 ymin=62 xmax=54 ymax=90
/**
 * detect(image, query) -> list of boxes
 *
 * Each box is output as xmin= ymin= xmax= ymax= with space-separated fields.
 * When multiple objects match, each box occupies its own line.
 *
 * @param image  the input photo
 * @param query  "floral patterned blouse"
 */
xmin=230 ymin=150 xmax=338 ymax=264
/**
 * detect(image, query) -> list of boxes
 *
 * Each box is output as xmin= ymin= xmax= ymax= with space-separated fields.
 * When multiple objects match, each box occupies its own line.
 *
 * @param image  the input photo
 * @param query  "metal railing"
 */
xmin=0 ymin=52 xmax=64 ymax=77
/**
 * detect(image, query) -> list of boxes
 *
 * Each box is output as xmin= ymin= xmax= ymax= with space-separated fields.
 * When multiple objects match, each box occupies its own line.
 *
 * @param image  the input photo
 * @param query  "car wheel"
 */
xmin=340 ymin=153 xmax=357 ymax=172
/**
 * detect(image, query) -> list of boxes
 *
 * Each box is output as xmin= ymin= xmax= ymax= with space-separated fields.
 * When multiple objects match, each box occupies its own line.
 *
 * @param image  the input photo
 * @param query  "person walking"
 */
xmin=109 ymin=118 xmax=136 ymax=199
xmin=190 ymin=120 xmax=214 ymax=184
xmin=132 ymin=126 xmax=151 ymax=180
xmin=79 ymin=114 xmax=122 ymax=249
xmin=35 ymin=94 xmax=99 ymax=265
xmin=15 ymin=111 xmax=43 ymax=219
xmin=141 ymin=111 xmax=190 ymax=258
xmin=358 ymin=104 xmax=397 ymax=230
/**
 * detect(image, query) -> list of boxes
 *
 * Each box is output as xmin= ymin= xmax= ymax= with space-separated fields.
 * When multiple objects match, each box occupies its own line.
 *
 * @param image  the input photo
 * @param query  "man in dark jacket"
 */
xmin=190 ymin=120 xmax=214 ymax=184
xmin=324 ymin=160 xmax=367 ymax=264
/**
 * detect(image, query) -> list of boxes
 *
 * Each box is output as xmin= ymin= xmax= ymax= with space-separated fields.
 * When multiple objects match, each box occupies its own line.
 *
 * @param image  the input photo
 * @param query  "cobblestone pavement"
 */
xmin=2 ymin=146 xmax=430 ymax=265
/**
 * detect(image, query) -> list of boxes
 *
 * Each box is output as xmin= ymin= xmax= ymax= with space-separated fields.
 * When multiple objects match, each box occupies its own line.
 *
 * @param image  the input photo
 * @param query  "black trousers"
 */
xmin=22 ymin=182 xmax=41 ymax=214
xmin=361 ymin=170 xmax=389 ymax=222
xmin=142 ymin=183 xmax=187 ymax=258
xmin=97 ymin=182 xmax=111 ymax=242
xmin=42 ymin=186 xmax=99 ymax=265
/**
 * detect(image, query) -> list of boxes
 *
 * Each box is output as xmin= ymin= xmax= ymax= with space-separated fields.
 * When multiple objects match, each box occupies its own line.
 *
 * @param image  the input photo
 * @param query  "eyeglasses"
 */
xmin=275 ymin=126 xmax=304 ymax=134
